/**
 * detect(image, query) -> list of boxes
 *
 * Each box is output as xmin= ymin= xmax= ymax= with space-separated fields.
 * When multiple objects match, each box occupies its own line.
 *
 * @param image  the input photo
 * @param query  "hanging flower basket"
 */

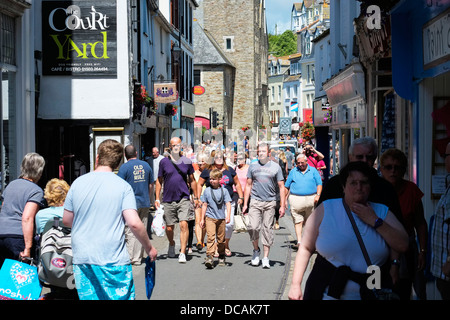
xmin=323 ymin=106 xmax=332 ymax=123
xmin=134 ymin=85 xmax=157 ymax=119
xmin=171 ymin=105 xmax=178 ymax=116
xmin=301 ymin=122 xmax=315 ymax=141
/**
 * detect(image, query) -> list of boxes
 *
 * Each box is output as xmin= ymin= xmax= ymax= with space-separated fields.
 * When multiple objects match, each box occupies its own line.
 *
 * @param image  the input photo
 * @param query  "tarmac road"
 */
xmin=132 ymin=210 xmax=301 ymax=301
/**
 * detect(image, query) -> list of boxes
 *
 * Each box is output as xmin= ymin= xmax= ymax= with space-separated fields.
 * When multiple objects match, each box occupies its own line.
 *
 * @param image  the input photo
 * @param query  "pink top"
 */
xmin=234 ymin=165 xmax=249 ymax=193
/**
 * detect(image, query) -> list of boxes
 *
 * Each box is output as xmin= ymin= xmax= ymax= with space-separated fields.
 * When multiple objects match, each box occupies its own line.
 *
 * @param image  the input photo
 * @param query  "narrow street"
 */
xmin=132 ymin=210 xmax=303 ymax=301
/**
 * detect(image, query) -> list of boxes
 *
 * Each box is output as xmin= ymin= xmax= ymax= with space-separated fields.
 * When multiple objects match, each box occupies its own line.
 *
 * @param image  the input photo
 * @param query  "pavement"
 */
xmin=132 ymin=209 xmax=303 ymax=300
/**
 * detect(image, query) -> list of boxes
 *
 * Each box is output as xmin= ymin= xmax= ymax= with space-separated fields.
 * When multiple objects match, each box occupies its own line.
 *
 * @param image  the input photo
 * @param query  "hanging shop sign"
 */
xmin=192 ymin=85 xmax=205 ymax=95
xmin=42 ymin=1 xmax=117 ymax=76
xmin=154 ymin=83 xmax=178 ymax=103
xmin=423 ymin=7 xmax=450 ymax=70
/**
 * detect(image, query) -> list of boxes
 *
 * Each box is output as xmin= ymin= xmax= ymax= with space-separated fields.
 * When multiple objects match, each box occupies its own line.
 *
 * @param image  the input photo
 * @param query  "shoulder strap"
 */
xmin=170 ymin=158 xmax=192 ymax=193
xmin=342 ymin=199 xmax=372 ymax=266
xmin=308 ymin=155 xmax=318 ymax=168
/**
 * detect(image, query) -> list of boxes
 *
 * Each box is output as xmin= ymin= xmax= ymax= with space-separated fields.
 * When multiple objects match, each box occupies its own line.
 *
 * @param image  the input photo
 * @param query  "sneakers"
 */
xmin=205 ymin=256 xmax=214 ymax=269
xmin=178 ymin=253 xmax=187 ymax=263
xmin=218 ymin=258 xmax=226 ymax=267
xmin=262 ymin=257 xmax=270 ymax=269
xmin=251 ymin=248 xmax=261 ymax=266
xmin=196 ymin=242 xmax=203 ymax=251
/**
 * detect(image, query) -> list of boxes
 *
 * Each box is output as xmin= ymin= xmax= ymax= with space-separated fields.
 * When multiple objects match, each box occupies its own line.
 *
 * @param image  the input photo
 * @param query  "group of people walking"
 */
xmin=0 ymin=135 xmax=449 ymax=301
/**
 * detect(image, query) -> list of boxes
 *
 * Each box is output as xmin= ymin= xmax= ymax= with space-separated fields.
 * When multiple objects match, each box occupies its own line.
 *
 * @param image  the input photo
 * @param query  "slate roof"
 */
xmin=193 ymin=21 xmax=235 ymax=67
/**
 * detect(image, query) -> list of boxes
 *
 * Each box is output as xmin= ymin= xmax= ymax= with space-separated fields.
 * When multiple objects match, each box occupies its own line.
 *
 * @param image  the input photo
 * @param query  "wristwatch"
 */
xmin=374 ymin=217 xmax=384 ymax=229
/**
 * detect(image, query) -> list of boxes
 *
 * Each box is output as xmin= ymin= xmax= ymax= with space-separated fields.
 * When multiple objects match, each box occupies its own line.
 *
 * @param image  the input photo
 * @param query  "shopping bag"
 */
xmin=151 ymin=205 xmax=166 ymax=237
xmin=144 ymin=257 xmax=156 ymax=299
xmin=234 ymin=205 xmax=248 ymax=232
xmin=0 ymin=259 xmax=42 ymax=300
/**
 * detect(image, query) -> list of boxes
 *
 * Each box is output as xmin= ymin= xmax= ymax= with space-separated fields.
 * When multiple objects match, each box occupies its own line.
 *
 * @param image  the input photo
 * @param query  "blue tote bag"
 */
xmin=144 ymin=257 xmax=156 ymax=299
xmin=0 ymin=259 xmax=42 ymax=300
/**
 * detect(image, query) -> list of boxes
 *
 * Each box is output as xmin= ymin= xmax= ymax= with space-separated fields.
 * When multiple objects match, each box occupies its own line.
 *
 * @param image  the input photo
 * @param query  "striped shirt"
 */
xmin=431 ymin=186 xmax=450 ymax=281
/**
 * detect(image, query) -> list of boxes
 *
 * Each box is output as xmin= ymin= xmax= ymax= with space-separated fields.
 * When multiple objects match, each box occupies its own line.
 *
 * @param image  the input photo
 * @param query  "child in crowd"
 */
xmin=200 ymin=169 xmax=231 ymax=269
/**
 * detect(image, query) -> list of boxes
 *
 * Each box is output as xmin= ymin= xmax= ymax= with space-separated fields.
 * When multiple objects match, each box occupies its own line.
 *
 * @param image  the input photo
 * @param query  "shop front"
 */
xmin=322 ymin=61 xmax=366 ymax=174
xmin=391 ymin=0 xmax=450 ymax=300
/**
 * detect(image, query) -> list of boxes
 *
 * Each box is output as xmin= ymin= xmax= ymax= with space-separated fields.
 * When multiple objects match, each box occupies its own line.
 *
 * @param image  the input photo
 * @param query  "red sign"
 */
xmin=192 ymin=85 xmax=205 ymax=95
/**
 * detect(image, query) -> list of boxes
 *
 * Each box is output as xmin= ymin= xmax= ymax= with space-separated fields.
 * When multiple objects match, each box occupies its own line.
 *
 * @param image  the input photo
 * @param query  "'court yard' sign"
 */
xmin=42 ymin=1 xmax=117 ymax=76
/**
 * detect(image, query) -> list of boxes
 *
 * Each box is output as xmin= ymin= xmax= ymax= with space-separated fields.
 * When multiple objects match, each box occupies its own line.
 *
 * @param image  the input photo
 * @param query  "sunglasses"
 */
xmin=382 ymin=164 xmax=404 ymax=171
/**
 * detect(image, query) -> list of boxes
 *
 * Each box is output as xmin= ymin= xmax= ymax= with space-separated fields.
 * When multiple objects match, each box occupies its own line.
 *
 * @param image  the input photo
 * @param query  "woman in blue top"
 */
xmin=35 ymin=178 xmax=70 ymax=234
xmin=197 ymin=150 xmax=244 ymax=256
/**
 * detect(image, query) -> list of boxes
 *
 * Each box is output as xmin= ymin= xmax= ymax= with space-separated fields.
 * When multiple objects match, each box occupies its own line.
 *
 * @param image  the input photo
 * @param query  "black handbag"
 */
xmin=342 ymin=199 xmax=399 ymax=300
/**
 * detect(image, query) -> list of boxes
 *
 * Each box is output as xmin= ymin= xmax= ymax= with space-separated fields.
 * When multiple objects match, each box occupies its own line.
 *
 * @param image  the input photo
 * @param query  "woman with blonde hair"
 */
xmin=193 ymin=151 xmax=209 ymax=251
xmin=197 ymin=150 xmax=243 ymax=256
xmin=35 ymin=178 xmax=71 ymax=234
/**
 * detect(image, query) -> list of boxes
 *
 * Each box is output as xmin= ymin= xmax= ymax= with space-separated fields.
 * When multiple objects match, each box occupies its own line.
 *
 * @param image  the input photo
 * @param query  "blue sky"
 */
xmin=266 ymin=0 xmax=294 ymax=35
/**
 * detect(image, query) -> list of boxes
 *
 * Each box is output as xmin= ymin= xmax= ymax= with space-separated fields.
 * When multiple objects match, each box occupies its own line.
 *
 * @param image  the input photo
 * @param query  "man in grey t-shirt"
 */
xmin=242 ymin=142 xmax=286 ymax=269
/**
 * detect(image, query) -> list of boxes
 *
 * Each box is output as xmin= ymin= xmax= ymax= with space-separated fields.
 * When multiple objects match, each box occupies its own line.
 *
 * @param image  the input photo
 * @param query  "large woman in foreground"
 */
xmin=288 ymin=161 xmax=408 ymax=300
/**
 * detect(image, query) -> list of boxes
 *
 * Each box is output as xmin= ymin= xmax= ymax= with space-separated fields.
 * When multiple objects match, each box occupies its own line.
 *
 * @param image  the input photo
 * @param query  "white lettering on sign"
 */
xmin=423 ymin=8 xmax=450 ymax=69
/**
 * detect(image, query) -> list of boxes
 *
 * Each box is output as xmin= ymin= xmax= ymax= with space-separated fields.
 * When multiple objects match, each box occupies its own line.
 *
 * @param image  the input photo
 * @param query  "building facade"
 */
xmin=33 ymin=0 xmax=194 ymax=184
xmin=0 ymin=0 xmax=34 ymax=191
xmin=195 ymin=0 xmax=269 ymax=132
xmin=268 ymin=55 xmax=290 ymax=137
xmin=192 ymin=19 xmax=235 ymax=137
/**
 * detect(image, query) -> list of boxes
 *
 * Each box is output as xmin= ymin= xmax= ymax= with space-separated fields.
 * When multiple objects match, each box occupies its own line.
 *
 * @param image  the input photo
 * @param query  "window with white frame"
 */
xmin=224 ymin=36 xmax=234 ymax=52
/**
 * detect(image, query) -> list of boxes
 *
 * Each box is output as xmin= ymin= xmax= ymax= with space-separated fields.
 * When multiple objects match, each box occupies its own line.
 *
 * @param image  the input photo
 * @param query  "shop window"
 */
xmin=0 ymin=68 xmax=17 ymax=190
xmin=1 ymin=13 xmax=15 ymax=66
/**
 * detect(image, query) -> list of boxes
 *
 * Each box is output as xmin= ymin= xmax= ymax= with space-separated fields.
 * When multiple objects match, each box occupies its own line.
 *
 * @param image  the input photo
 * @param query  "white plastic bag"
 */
xmin=151 ymin=206 xmax=166 ymax=237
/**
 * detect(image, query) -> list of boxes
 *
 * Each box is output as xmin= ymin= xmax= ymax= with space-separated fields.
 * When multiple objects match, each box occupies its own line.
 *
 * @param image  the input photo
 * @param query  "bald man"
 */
xmin=155 ymin=137 xmax=199 ymax=263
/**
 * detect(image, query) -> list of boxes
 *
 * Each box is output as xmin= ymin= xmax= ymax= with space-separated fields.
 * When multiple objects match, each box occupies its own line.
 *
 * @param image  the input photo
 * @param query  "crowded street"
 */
xmin=132 ymin=208 xmax=299 ymax=301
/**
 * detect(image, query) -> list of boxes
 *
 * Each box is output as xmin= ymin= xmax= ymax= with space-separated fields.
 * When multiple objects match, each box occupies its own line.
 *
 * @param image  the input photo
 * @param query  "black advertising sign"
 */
xmin=42 ymin=1 xmax=117 ymax=76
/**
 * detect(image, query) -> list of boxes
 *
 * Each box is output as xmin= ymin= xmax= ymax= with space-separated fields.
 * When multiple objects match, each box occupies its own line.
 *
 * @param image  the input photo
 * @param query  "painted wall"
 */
xmin=35 ymin=0 xmax=131 ymax=120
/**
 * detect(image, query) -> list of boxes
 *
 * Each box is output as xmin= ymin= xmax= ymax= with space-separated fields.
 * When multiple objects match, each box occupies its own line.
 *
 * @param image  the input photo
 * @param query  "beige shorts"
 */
xmin=162 ymin=198 xmax=191 ymax=225
xmin=289 ymin=194 xmax=315 ymax=224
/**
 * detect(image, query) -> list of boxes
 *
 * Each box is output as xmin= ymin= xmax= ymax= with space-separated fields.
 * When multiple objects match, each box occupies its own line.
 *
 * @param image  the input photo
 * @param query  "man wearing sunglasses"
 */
xmin=317 ymin=137 xmax=402 ymax=223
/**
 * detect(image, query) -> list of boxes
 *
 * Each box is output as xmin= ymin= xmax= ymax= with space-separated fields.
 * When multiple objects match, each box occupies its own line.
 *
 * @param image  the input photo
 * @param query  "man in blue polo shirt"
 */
xmin=284 ymin=153 xmax=322 ymax=249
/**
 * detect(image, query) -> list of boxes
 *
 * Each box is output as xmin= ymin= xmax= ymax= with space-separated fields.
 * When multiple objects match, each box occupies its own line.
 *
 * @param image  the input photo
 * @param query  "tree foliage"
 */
xmin=268 ymin=30 xmax=297 ymax=57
